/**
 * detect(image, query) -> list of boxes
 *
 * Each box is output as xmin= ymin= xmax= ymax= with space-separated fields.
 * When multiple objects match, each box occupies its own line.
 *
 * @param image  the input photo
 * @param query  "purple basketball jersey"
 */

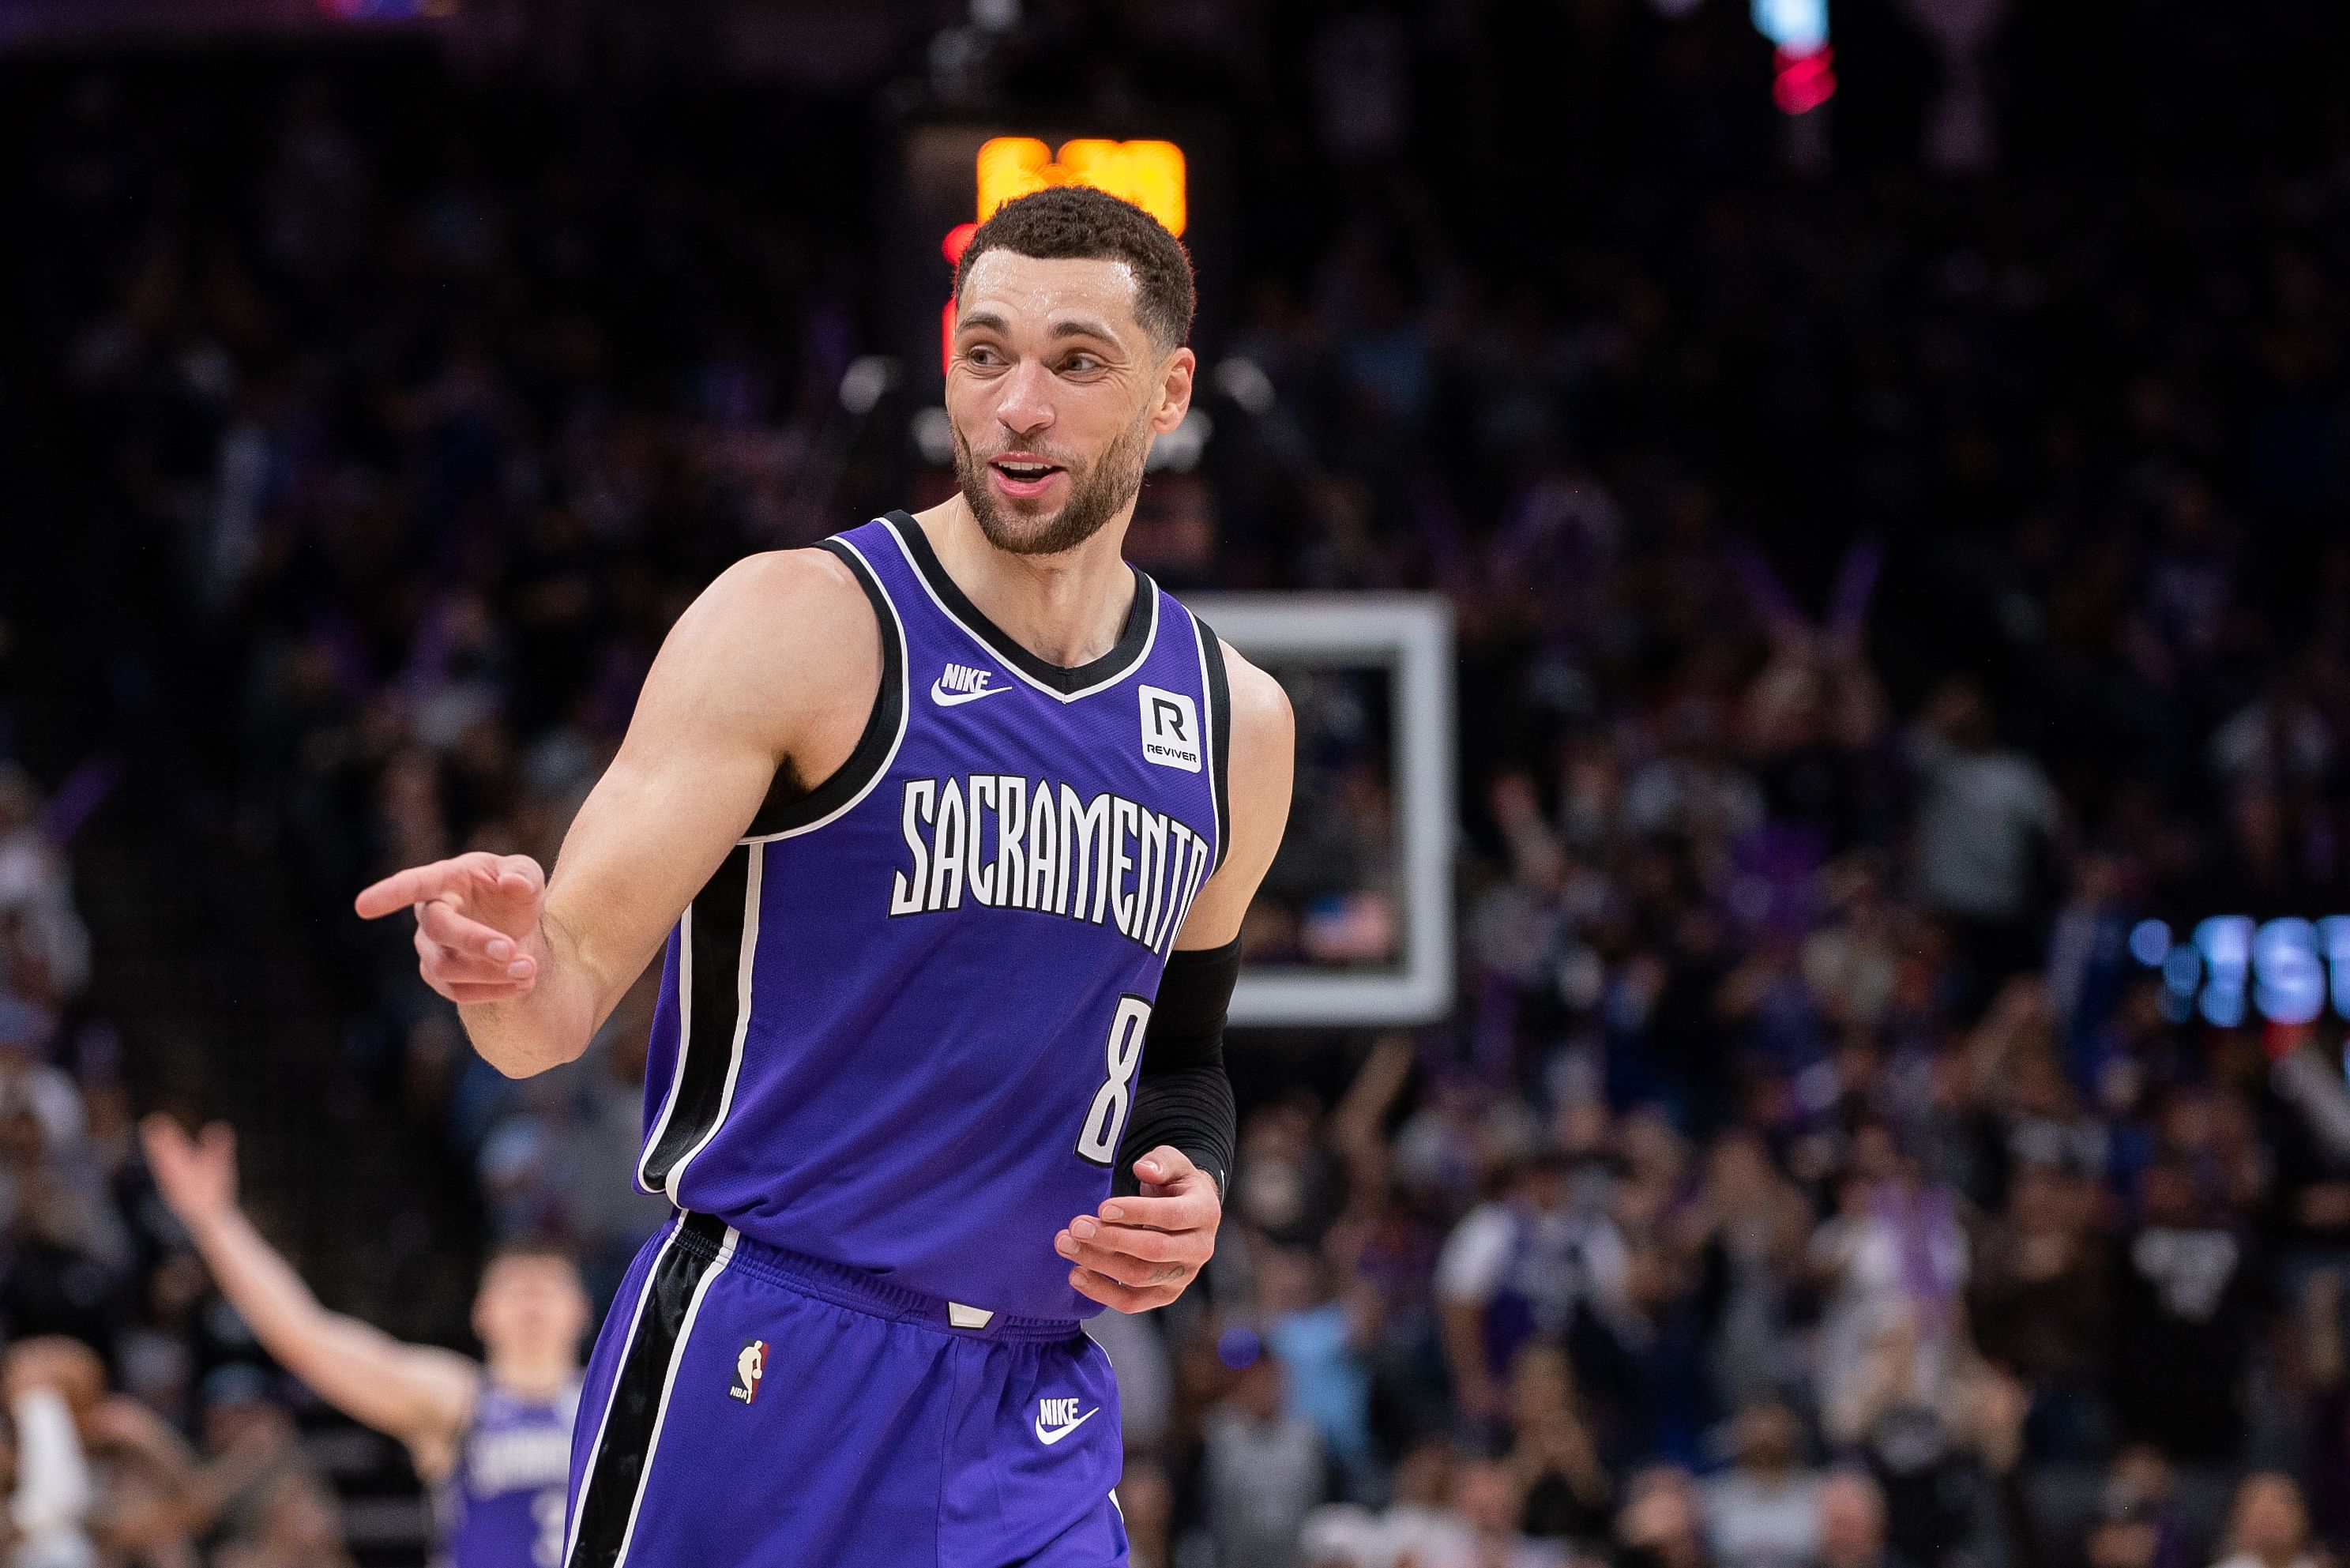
xmin=438 ymin=1377 xmax=579 ymax=1568
xmin=633 ymin=513 xmax=1230 ymax=1322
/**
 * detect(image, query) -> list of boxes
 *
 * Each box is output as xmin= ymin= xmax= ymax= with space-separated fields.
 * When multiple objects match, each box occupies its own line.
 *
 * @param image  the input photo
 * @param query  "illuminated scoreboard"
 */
xmin=891 ymin=122 xmax=1223 ymax=394
xmin=934 ymin=137 xmax=1188 ymax=371
xmin=2130 ymin=915 xmax=2350 ymax=1030
xmin=975 ymin=137 xmax=1186 ymax=234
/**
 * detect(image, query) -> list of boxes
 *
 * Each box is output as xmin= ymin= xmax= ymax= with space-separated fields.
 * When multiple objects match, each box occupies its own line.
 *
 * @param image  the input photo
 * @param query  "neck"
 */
xmin=917 ymin=496 xmax=1136 ymax=667
xmin=485 ymin=1348 xmax=576 ymax=1401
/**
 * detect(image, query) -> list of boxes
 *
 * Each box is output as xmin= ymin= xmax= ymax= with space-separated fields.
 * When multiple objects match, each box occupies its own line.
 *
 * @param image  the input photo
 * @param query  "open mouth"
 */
xmin=987 ymin=456 xmax=1068 ymax=501
xmin=991 ymin=458 xmax=1064 ymax=483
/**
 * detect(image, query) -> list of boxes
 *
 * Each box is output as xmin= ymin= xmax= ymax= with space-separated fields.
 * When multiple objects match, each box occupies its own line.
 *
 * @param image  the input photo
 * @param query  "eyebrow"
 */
xmin=953 ymin=310 xmax=1126 ymax=345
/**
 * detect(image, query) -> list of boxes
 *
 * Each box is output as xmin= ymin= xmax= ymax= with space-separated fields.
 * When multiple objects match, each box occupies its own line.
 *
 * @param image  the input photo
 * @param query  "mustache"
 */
xmin=969 ymin=438 xmax=1083 ymax=468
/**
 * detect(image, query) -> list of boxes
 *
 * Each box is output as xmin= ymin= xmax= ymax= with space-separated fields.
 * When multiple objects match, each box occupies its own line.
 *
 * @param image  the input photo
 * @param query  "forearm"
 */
xmin=1438 ymin=1300 xmax=1501 ymax=1413
xmin=455 ymin=904 xmax=608 ymax=1077
xmin=179 ymin=1206 xmax=340 ymax=1363
xmin=11 ymin=1386 xmax=93 ymax=1540
xmin=1114 ymin=1066 xmax=1235 ymax=1199
xmin=179 ymin=1205 xmax=468 ymax=1441
xmin=1115 ymin=941 xmax=1239 ymax=1198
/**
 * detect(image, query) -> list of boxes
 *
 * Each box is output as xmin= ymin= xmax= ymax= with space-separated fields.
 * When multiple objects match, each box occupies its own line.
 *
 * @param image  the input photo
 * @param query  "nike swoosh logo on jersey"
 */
xmin=930 ymin=678 xmax=1016 ymax=706
xmin=1034 ymin=1406 xmax=1100 ymax=1446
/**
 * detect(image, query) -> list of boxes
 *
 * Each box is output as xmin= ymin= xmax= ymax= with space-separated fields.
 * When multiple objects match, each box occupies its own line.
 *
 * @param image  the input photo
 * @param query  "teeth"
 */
xmin=999 ymin=462 xmax=1053 ymax=478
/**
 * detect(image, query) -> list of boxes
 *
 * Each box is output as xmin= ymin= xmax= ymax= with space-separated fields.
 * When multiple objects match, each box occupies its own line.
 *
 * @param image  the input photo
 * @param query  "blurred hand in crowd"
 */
xmin=141 ymin=1115 xmax=238 ymax=1231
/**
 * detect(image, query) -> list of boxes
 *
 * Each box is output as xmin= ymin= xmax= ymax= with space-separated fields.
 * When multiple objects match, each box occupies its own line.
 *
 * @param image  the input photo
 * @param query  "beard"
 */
xmin=953 ymin=411 xmax=1155 ymax=558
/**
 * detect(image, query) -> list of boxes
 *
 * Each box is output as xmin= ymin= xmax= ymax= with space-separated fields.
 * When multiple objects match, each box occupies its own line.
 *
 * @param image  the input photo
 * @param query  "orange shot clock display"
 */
xmin=940 ymin=137 xmax=1189 ymax=371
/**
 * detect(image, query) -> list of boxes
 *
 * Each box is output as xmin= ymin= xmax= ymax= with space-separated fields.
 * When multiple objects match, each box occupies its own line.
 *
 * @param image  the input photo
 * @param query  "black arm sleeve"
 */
xmin=1112 ymin=939 xmax=1240 ymax=1200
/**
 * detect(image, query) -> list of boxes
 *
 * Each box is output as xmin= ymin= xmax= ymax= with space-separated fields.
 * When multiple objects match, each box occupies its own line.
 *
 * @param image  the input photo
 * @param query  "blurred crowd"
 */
xmin=0 ymin=778 xmax=364 ymax=1562
xmin=5 ymin=0 xmax=2350 ymax=1563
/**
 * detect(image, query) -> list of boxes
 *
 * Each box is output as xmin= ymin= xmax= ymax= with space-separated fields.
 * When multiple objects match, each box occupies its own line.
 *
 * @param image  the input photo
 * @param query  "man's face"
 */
xmin=473 ymin=1254 xmax=589 ymax=1363
xmin=946 ymin=249 xmax=1193 ymax=557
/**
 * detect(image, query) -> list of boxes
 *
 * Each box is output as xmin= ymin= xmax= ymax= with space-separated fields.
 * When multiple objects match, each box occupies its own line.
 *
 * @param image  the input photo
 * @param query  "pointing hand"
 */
xmin=355 ymin=852 xmax=549 ymax=1004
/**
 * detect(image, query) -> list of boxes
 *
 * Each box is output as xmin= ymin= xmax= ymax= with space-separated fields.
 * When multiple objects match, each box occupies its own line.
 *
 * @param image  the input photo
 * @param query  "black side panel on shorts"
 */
xmin=564 ymin=1215 xmax=728 ymax=1568
xmin=637 ymin=847 xmax=752 ymax=1194
xmin=743 ymin=538 xmax=905 ymax=837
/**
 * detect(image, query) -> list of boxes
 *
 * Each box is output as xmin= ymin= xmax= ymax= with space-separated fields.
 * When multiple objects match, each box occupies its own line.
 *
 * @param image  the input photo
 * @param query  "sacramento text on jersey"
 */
xmin=888 ymin=774 xmax=1212 ymax=957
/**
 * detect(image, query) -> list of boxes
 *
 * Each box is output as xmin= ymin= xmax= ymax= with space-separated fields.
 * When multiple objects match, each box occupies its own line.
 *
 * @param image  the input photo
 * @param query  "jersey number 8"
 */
xmin=1073 ymin=995 xmax=1154 ymax=1166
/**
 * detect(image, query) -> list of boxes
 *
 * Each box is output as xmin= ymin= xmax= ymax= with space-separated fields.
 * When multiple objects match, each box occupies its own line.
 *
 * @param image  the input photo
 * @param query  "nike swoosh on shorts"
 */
xmin=1033 ymin=1407 xmax=1100 ymax=1446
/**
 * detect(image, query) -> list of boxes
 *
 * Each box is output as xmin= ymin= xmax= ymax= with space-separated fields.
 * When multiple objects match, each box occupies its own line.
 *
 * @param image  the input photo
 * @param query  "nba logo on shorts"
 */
xmin=730 ymin=1340 xmax=767 ymax=1404
xmin=1137 ymin=685 xmax=1201 ymax=773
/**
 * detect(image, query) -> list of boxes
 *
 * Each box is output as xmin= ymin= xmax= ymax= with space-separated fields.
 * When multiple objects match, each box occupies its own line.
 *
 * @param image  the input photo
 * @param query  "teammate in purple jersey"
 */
xmin=143 ymin=1119 xmax=590 ymax=1568
xmin=356 ymin=184 xmax=1295 ymax=1566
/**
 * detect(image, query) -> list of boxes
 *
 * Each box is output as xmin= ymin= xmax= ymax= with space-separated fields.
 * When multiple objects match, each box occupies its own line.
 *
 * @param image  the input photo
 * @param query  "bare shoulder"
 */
xmin=1169 ymin=640 xmax=1295 ymax=944
xmin=1219 ymin=640 xmax=1293 ymax=855
xmin=671 ymin=547 xmax=875 ymax=676
xmin=1220 ymin=640 xmax=1295 ymax=761
xmin=636 ymin=547 xmax=880 ymax=750
xmin=692 ymin=547 xmax=873 ymax=653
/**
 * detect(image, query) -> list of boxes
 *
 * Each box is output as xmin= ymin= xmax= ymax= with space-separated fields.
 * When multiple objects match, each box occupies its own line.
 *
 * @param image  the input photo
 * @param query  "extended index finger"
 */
xmin=354 ymin=862 xmax=472 ymax=919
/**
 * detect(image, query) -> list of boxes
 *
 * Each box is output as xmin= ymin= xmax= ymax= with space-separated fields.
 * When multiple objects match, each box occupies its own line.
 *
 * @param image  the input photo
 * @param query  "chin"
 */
xmin=974 ymin=506 xmax=1086 ymax=558
xmin=990 ymin=509 xmax=1069 ymax=544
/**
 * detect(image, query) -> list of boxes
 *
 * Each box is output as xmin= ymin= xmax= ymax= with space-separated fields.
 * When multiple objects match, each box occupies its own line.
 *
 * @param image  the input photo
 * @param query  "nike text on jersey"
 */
xmin=931 ymin=663 xmax=1012 ymax=706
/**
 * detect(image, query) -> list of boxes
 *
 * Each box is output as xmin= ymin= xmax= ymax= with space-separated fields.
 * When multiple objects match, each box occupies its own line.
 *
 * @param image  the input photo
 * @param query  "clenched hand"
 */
xmin=1054 ymin=1146 xmax=1220 ymax=1314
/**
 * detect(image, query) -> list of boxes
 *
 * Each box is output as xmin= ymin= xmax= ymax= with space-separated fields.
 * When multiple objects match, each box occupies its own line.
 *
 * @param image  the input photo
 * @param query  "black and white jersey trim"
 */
xmin=741 ymin=536 xmax=910 ymax=842
xmin=1193 ymin=615 xmax=1232 ymax=872
xmin=881 ymin=510 xmax=1160 ymax=701
xmin=636 ymin=844 xmax=762 ymax=1200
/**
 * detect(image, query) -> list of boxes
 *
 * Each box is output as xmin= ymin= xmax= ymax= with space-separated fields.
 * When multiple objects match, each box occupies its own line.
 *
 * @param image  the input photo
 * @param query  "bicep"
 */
xmin=545 ymin=551 xmax=877 ymax=1006
xmin=1173 ymin=649 xmax=1294 ymax=949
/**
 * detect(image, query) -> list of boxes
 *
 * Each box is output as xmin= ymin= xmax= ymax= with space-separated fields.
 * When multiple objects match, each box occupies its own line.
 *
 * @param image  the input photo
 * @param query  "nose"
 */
xmin=992 ymin=356 xmax=1056 ymax=442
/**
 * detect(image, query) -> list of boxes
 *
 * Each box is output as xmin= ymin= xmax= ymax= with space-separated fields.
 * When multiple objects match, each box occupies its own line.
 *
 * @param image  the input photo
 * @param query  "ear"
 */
xmin=1149 ymin=346 xmax=1196 ymax=436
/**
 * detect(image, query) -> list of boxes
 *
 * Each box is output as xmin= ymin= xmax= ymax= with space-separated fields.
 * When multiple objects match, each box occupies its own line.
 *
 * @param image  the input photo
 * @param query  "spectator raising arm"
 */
xmin=139 ymin=1118 xmax=481 ymax=1480
xmin=4 ymin=1341 xmax=96 ymax=1568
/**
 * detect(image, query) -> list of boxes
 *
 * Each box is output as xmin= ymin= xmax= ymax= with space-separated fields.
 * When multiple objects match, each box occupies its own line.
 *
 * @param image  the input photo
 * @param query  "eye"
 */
xmin=962 ymin=344 xmax=1004 ymax=368
xmin=1061 ymin=352 xmax=1105 ymax=375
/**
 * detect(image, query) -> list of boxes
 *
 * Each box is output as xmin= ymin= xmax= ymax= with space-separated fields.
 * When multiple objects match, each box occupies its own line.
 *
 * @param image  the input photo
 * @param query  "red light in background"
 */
xmin=1773 ymin=46 xmax=1836 ymax=115
xmin=939 ymin=225 xmax=983 ymax=372
xmin=935 ymin=139 xmax=1189 ymax=376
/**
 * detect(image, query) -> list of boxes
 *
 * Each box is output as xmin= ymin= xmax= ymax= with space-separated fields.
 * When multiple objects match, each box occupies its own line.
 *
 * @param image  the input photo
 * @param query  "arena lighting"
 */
xmin=1773 ymin=47 xmax=1837 ymax=115
xmin=1752 ymin=0 xmax=1835 ymax=114
xmin=2129 ymin=916 xmax=2350 ymax=1028
xmin=974 ymin=138 xmax=1186 ymax=235
xmin=938 ymin=137 xmax=1190 ymax=373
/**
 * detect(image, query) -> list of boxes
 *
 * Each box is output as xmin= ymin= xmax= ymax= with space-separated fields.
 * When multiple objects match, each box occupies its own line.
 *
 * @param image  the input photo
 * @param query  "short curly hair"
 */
xmin=953 ymin=185 xmax=1196 ymax=350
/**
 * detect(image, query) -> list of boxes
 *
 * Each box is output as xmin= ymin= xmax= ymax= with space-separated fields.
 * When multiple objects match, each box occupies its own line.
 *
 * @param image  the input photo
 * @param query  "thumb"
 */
xmin=1134 ymin=1145 xmax=1195 ymax=1189
xmin=486 ymin=856 xmax=548 ymax=931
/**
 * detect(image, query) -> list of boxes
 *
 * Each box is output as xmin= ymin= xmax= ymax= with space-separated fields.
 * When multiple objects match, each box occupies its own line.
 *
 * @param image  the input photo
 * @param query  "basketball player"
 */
xmin=141 ymin=1117 xmax=589 ymax=1567
xmin=354 ymin=185 xmax=1294 ymax=1566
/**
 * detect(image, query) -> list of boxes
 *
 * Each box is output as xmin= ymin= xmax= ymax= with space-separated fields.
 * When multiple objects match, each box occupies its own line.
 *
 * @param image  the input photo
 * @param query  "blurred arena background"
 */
xmin=3 ymin=0 xmax=2350 ymax=1563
